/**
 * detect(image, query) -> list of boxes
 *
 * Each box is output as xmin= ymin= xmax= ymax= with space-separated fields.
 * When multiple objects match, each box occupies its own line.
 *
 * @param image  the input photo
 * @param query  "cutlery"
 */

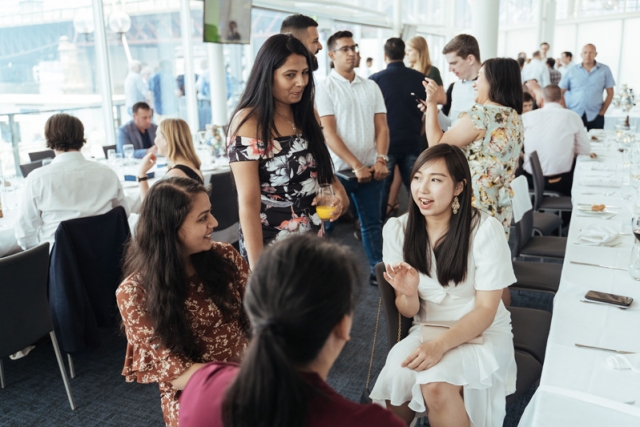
xmin=575 ymin=213 xmax=617 ymax=220
xmin=570 ymin=261 xmax=627 ymax=271
xmin=580 ymin=299 xmax=630 ymax=310
xmin=575 ymin=343 xmax=635 ymax=354
xmin=579 ymin=191 xmax=616 ymax=196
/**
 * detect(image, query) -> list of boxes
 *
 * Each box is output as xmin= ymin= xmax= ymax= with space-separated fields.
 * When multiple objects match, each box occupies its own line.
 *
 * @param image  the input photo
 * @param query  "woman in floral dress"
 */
xmin=228 ymin=34 xmax=347 ymax=267
xmin=117 ymin=177 xmax=250 ymax=427
xmin=422 ymin=57 xmax=524 ymax=238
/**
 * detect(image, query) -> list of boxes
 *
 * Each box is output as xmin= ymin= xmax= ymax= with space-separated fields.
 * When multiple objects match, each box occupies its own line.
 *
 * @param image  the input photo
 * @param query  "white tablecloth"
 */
xmin=519 ymin=132 xmax=640 ymax=426
xmin=605 ymin=107 xmax=640 ymax=132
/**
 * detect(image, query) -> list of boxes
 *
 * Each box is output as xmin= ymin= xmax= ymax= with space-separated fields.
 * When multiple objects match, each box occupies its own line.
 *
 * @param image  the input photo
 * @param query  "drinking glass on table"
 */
xmin=630 ymin=164 xmax=640 ymax=195
xmin=629 ymin=217 xmax=640 ymax=280
xmin=316 ymin=184 xmax=336 ymax=236
xmin=123 ymin=144 xmax=134 ymax=165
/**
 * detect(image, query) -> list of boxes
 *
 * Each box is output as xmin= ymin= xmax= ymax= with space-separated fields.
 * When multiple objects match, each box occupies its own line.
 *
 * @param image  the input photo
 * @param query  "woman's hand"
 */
xmin=370 ymin=161 xmax=389 ymax=181
xmin=383 ymin=262 xmax=419 ymax=297
xmin=423 ymin=77 xmax=439 ymax=107
xmin=138 ymin=152 xmax=157 ymax=177
xmin=402 ymin=340 xmax=446 ymax=371
xmin=311 ymin=191 xmax=344 ymax=222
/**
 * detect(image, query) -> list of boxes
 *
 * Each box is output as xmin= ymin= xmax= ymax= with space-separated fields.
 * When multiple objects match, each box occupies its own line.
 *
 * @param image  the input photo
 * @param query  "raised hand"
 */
xmin=423 ymin=77 xmax=439 ymax=106
xmin=383 ymin=262 xmax=419 ymax=297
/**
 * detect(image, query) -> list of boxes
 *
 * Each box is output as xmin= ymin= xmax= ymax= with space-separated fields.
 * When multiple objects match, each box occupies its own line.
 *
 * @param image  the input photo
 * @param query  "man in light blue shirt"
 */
xmin=559 ymin=43 xmax=615 ymax=130
xmin=124 ymin=61 xmax=147 ymax=116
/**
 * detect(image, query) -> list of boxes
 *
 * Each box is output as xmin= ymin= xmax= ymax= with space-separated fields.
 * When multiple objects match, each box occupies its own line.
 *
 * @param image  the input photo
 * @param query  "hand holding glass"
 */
xmin=316 ymin=184 xmax=337 ymax=221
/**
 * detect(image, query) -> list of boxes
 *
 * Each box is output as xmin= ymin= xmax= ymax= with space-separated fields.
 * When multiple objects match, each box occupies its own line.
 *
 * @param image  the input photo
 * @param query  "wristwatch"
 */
xmin=376 ymin=154 xmax=389 ymax=162
xmin=136 ymin=176 xmax=149 ymax=182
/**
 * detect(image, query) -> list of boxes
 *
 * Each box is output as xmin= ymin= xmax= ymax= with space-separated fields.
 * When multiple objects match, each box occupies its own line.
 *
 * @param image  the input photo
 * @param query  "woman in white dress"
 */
xmin=370 ymin=144 xmax=516 ymax=427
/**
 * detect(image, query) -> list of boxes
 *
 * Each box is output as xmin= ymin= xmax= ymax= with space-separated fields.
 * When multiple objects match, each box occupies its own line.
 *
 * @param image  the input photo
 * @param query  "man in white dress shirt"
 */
xmin=316 ymin=30 xmax=389 ymax=284
xmin=522 ymin=85 xmax=591 ymax=196
xmin=441 ymin=34 xmax=482 ymax=125
xmin=522 ymin=50 xmax=551 ymax=88
xmin=15 ymin=114 xmax=129 ymax=250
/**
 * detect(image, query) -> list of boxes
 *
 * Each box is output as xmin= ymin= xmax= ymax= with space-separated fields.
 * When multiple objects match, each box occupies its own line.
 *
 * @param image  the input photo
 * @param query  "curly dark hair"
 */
xmin=44 ymin=113 xmax=86 ymax=151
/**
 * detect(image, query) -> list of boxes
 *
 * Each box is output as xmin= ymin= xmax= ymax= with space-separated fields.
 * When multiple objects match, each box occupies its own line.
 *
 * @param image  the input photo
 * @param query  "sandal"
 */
xmin=386 ymin=202 xmax=400 ymax=218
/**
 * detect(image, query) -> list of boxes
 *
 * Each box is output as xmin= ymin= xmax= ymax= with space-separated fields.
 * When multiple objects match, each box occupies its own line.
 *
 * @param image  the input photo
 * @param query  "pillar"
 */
xmin=471 ymin=0 xmax=500 ymax=60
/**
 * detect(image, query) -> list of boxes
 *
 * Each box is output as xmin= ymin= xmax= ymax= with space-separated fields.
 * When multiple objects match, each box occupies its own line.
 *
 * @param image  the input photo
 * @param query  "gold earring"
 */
xmin=452 ymin=196 xmax=460 ymax=215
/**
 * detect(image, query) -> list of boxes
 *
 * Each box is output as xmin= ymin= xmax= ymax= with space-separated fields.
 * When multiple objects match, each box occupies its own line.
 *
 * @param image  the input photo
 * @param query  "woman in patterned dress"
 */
xmin=116 ymin=177 xmax=251 ymax=427
xmin=422 ymin=57 xmax=524 ymax=239
xmin=228 ymin=34 xmax=348 ymax=267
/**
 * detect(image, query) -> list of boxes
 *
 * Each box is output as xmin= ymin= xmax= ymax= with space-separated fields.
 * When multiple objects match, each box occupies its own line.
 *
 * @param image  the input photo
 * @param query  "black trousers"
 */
xmin=582 ymin=113 xmax=605 ymax=131
xmin=523 ymin=167 xmax=574 ymax=198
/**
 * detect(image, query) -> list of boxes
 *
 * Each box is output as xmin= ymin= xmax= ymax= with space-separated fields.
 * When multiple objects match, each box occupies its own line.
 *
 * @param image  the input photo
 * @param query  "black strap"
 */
xmin=171 ymin=165 xmax=203 ymax=184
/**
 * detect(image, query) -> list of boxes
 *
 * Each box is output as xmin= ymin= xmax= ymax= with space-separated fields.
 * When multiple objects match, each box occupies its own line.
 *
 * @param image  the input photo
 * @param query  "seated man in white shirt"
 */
xmin=15 ymin=113 xmax=130 ymax=250
xmin=522 ymin=85 xmax=591 ymax=196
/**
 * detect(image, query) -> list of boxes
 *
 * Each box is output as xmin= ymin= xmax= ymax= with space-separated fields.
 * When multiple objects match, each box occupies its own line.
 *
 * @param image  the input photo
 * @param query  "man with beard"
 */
xmin=280 ymin=14 xmax=323 ymax=71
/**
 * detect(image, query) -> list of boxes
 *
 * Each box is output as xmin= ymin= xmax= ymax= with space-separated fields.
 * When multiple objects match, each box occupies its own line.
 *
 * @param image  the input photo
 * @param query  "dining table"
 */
xmin=518 ymin=129 xmax=640 ymax=426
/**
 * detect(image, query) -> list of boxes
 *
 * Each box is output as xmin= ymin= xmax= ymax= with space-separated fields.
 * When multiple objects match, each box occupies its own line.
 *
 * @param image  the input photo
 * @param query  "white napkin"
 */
xmin=581 ymin=178 xmax=621 ymax=187
xmin=510 ymin=175 xmax=532 ymax=223
xmin=607 ymin=354 xmax=640 ymax=374
xmin=575 ymin=224 xmax=620 ymax=246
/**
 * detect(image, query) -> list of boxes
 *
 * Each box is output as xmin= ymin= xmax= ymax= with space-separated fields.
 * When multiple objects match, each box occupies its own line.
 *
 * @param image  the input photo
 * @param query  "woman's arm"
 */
xmin=383 ymin=262 xmax=421 ymax=318
xmin=137 ymin=152 xmax=156 ymax=199
xmin=230 ymin=161 xmax=263 ymax=268
xmin=170 ymin=362 xmax=205 ymax=390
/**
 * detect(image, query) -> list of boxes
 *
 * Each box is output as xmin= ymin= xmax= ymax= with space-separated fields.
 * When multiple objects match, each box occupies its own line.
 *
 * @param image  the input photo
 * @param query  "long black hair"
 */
xmin=483 ymin=57 xmax=524 ymax=114
xmin=404 ymin=145 xmax=479 ymax=286
xmin=123 ymin=177 xmax=249 ymax=360
xmin=228 ymin=33 xmax=334 ymax=184
xmin=222 ymin=234 xmax=360 ymax=427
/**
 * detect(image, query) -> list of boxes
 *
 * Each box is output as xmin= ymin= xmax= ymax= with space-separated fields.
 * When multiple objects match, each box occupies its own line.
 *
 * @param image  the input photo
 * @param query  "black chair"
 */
xmin=209 ymin=171 xmax=239 ymax=244
xmin=532 ymin=211 xmax=563 ymax=236
xmin=374 ymin=263 xmax=544 ymax=406
xmin=49 ymin=206 xmax=131 ymax=376
xmin=511 ymin=261 xmax=562 ymax=294
xmin=0 ymin=243 xmax=76 ymax=410
xmin=514 ymin=209 xmax=566 ymax=260
xmin=102 ymin=144 xmax=117 ymax=159
xmin=530 ymin=151 xmax=572 ymax=213
xmin=28 ymin=150 xmax=55 ymax=162
xmin=20 ymin=161 xmax=43 ymax=178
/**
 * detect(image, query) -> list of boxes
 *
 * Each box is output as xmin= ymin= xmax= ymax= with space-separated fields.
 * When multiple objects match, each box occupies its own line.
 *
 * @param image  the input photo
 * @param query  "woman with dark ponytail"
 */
xmin=179 ymin=234 xmax=404 ymax=427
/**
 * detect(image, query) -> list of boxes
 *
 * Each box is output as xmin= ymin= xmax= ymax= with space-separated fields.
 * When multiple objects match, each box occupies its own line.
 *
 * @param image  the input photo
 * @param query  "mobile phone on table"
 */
xmin=584 ymin=290 xmax=633 ymax=307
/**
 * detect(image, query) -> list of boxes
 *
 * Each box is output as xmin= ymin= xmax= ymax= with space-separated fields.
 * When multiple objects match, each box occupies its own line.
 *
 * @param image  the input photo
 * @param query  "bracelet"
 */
xmin=351 ymin=164 xmax=367 ymax=173
xmin=376 ymin=158 xmax=387 ymax=164
xmin=136 ymin=176 xmax=149 ymax=182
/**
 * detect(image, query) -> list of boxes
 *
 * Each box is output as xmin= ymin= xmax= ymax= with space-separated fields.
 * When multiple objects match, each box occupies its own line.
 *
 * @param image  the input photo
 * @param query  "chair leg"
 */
xmin=50 ymin=332 xmax=76 ymax=410
xmin=0 ymin=359 xmax=4 ymax=389
xmin=67 ymin=354 xmax=75 ymax=379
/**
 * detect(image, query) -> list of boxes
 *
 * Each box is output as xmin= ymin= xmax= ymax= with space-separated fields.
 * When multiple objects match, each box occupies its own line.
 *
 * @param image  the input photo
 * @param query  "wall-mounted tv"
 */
xmin=203 ymin=0 xmax=252 ymax=44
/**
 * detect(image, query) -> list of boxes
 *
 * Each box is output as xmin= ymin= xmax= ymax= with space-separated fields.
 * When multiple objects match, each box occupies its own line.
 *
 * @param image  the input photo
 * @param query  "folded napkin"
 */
xmin=510 ymin=175 xmax=532 ymax=223
xmin=580 ymin=178 xmax=620 ymax=187
xmin=575 ymin=224 xmax=620 ymax=246
xmin=607 ymin=354 xmax=640 ymax=374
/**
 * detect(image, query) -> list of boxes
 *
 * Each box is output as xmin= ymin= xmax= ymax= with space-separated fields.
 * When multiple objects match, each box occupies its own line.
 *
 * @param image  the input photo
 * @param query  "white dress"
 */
xmin=370 ymin=212 xmax=517 ymax=427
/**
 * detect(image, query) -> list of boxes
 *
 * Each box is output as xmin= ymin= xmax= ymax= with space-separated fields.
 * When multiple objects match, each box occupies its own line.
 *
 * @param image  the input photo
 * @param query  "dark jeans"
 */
xmin=381 ymin=153 xmax=418 ymax=218
xmin=582 ymin=113 xmax=605 ymax=131
xmin=325 ymin=177 xmax=384 ymax=274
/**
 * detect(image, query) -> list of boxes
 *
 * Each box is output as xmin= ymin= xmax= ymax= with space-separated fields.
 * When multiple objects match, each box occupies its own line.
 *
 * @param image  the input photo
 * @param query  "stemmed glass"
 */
xmin=316 ymin=184 xmax=336 ymax=236
xmin=123 ymin=144 xmax=134 ymax=166
xmin=629 ymin=217 xmax=640 ymax=280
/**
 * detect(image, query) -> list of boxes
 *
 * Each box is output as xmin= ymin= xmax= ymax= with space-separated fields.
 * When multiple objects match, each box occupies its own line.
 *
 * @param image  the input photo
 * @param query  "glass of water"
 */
xmin=123 ymin=144 xmax=134 ymax=165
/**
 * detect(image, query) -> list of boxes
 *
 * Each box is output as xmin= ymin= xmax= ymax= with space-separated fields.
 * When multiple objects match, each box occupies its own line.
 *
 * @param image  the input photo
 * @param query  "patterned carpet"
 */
xmin=0 ymin=219 xmax=553 ymax=426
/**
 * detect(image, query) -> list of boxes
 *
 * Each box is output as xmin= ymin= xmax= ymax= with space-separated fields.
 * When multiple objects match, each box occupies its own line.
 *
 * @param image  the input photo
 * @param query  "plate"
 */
xmin=576 ymin=206 xmax=616 ymax=215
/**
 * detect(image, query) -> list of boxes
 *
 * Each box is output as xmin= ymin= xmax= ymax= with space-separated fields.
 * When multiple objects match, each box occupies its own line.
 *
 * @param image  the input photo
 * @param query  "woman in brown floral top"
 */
xmin=116 ymin=177 xmax=250 ymax=427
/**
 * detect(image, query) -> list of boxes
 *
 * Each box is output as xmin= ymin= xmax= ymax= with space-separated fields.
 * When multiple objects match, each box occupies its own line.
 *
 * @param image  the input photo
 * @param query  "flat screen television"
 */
xmin=203 ymin=0 xmax=252 ymax=44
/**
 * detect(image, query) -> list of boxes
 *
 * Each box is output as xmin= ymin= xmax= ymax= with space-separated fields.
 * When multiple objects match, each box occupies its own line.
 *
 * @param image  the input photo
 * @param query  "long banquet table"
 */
xmin=519 ymin=130 xmax=640 ymax=426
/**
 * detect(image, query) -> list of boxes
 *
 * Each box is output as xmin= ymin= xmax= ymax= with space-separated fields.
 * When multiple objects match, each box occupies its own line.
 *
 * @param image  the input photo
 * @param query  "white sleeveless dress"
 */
xmin=370 ymin=212 xmax=517 ymax=427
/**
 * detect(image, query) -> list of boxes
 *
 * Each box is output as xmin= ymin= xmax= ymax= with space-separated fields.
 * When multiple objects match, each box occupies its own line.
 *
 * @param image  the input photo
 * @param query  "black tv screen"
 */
xmin=203 ymin=0 xmax=252 ymax=44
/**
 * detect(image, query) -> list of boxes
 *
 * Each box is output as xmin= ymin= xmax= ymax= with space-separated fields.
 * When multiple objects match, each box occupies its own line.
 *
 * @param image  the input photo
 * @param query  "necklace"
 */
xmin=276 ymin=110 xmax=297 ymax=133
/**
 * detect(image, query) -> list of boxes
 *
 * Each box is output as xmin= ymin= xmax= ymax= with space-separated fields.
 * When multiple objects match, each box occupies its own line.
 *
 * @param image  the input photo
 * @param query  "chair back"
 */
xmin=49 ymin=206 xmax=131 ymax=353
xmin=209 ymin=171 xmax=239 ymax=230
xmin=374 ymin=263 xmax=413 ymax=350
xmin=514 ymin=209 xmax=535 ymax=256
xmin=529 ymin=151 xmax=545 ymax=211
xmin=20 ymin=161 xmax=43 ymax=178
xmin=28 ymin=150 xmax=55 ymax=162
xmin=0 ymin=243 xmax=52 ymax=358
xmin=102 ymin=144 xmax=117 ymax=158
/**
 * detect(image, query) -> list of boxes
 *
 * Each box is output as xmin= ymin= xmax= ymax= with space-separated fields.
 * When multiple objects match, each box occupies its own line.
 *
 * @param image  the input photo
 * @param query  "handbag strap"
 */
xmin=365 ymin=297 xmax=382 ymax=391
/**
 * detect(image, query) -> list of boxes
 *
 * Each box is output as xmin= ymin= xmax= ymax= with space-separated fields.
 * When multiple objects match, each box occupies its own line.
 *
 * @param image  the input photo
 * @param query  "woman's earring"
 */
xmin=452 ymin=196 xmax=460 ymax=215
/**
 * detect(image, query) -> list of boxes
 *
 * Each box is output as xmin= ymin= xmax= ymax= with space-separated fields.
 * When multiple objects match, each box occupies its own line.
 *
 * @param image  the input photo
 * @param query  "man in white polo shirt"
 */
xmin=522 ymin=85 xmax=591 ymax=196
xmin=442 ymin=34 xmax=482 ymax=124
xmin=316 ymin=30 xmax=389 ymax=284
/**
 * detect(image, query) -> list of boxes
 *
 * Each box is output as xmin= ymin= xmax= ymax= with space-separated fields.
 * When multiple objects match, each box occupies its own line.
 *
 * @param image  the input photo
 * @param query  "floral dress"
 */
xmin=228 ymin=134 xmax=322 ymax=259
xmin=460 ymin=104 xmax=523 ymax=238
xmin=116 ymin=242 xmax=250 ymax=427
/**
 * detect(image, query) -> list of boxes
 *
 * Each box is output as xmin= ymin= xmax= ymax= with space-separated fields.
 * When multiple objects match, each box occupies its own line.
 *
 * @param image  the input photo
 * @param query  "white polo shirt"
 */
xmin=316 ymin=69 xmax=387 ymax=172
xmin=448 ymin=79 xmax=476 ymax=125
xmin=522 ymin=102 xmax=591 ymax=176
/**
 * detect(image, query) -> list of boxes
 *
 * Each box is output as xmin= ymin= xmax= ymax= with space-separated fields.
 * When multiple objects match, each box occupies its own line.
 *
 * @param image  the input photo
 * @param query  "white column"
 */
xmin=471 ymin=0 xmax=500 ymax=60
xmin=208 ymin=43 xmax=228 ymax=126
xmin=393 ymin=0 xmax=402 ymax=37
xmin=180 ymin=0 xmax=198 ymax=134
xmin=91 ymin=0 xmax=116 ymax=145
xmin=537 ymin=0 xmax=557 ymax=53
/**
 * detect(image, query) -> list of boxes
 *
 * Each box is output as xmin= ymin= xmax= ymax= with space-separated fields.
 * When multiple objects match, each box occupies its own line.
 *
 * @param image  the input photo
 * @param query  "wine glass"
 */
xmin=107 ymin=149 xmax=117 ymax=168
xmin=316 ymin=184 xmax=336 ymax=236
xmin=630 ymin=164 xmax=640 ymax=195
xmin=123 ymin=144 xmax=134 ymax=166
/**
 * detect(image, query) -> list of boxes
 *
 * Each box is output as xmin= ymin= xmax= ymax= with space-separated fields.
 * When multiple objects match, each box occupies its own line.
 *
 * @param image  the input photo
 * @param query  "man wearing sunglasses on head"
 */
xmin=316 ymin=30 xmax=389 ymax=286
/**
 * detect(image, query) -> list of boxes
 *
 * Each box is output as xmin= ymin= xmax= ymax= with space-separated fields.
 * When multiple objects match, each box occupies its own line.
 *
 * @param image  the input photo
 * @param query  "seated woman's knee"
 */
xmin=421 ymin=382 xmax=457 ymax=411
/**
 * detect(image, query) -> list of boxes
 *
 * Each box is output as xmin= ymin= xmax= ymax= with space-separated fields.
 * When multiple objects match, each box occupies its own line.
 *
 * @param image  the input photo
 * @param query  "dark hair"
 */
xmin=517 ymin=57 xmax=525 ymax=68
xmin=404 ymin=145 xmax=479 ymax=286
xmin=229 ymin=34 xmax=334 ymax=185
xmin=222 ymin=234 xmax=359 ymax=427
xmin=562 ymin=51 xmax=573 ymax=59
xmin=44 ymin=113 xmax=86 ymax=151
xmin=327 ymin=30 xmax=353 ymax=51
xmin=132 ymin=102 xmax=151 ymax=114
xmin=523 ymin=91 xmax=533 ymax=103
xmin=384 ymin=37 xmax=405 ymax=61
xmin=366 ymin=57 xmax=373 ymax=62
xmin=546 ymin=57 xmax=556 ymax=67
xmin=540 ymin=42 xmax=549 ymax=47
xmin=532 ymin=50 xmax=541 ymax=58
xmin=123 ymin=177 xmax=248 ymax=360
xmin=442 ymin=34 xmax=481 ymax=63
xmin=280 ymin=14 xmax=318 ymax=33
xmin=483 ymin=57 xmax=524 ymax=114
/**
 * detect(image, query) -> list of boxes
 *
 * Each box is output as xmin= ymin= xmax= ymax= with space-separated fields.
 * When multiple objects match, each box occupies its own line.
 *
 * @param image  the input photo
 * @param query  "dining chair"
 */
xmin=28 ymin=150 xmax=55 ymax=162
xmin=0 ymin=243 xmax=76 ymax=410
xmin=19 ymin=161 xmax=43 ymax=178
xmin=209 ymin=171 xmax=239 ymax=244
xmin=373 ymin=263 xmax=543 ymax=407
xmin=512 ymin=174 xmax=563 ymax=236
xmin=514 ymin=209 xmax=567 ymax=260
xmin=102 ymin=144 xmax=117 ymax=159
xmin=530 ymin=151 xmax=573 ymax=214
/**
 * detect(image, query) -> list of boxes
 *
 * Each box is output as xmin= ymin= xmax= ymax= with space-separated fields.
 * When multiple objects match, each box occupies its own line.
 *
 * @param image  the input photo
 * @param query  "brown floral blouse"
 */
xmin=116 ymin=242 xmax=250 ymax=427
